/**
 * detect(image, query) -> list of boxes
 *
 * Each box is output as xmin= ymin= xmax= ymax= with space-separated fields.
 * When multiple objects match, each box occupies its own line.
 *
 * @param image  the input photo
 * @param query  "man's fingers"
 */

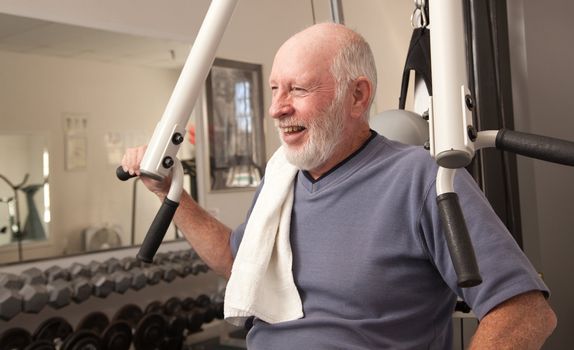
xmin=123 ymin=148 xmax=139 ymax=175
xmin=121 ymin=153 xmax=128 ymax=172
xmin=120 ymin=145 xmax=148 ymax=175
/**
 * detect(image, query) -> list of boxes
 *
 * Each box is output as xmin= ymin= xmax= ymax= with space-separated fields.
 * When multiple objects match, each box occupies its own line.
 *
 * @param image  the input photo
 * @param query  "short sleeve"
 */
xmin=419 ymin=169 xmax=549 ymax=320
xmin=230 ymin=221 xmax=247 ymax=258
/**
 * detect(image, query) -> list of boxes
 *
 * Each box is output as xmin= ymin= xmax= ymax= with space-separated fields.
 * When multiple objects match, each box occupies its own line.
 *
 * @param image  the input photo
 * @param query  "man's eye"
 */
xmin=292 ymin=87 xmax=306 ymax=93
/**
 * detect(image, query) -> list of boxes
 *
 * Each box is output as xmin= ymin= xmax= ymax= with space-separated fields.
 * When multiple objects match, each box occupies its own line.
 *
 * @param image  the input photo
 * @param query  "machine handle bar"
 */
xmin=496 ymin=129 xmax=574 ymax=166
xmin=136 ymin=198 xmax=179 ymax=263
xmin=116 ymin=166 xmax=137 ymax=181
xmin=437 ymin=192 xmax=482 ymax=288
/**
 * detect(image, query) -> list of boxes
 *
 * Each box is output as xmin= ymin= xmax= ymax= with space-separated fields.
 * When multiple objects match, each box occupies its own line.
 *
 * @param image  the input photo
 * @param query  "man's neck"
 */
xmin=307 ymin=128 xmax=374 ymax=180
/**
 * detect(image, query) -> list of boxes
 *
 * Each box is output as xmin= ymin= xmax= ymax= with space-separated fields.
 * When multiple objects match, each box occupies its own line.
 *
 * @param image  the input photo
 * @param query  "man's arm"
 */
xmin=169 ymin=191 xmax=234 ymax=279
xmin=121 ymin=146 xmax=234 ymax=279
xmin=469 ymin=291 xmax=557 ymax=349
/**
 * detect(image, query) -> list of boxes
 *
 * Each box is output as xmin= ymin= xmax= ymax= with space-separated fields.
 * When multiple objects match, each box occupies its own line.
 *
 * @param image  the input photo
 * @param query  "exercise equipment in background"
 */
xmin=0 ymin=173 xmax=29 ymax=261
xmin=0 ymin=293 xmax=225 ymax=350
xmin=20 ymin=184 xmax=46 ymax=241
xmin=82 ymin=226 xmax=122 ymax=252
xmin=370 ymin=4 xmax=431 ymax=147
xmin=371 ymin=109 xmax=428 ymax=146
xmin=0 ymin=249 xmax=209 ymax=321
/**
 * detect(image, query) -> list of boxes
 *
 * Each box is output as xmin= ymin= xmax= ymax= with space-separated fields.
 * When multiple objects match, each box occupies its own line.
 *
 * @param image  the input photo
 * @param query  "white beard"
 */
xmin=278 ymin=96 xmax=346 ymax=171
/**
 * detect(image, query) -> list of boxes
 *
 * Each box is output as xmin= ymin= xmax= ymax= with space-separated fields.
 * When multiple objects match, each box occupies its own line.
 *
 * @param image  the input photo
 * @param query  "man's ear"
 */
xmin=350 ymin=77 xmax=372 ymax=119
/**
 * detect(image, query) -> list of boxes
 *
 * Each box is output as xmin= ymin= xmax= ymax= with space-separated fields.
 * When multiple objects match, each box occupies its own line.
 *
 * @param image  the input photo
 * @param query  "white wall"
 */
xmin=343 ymin=0 xmax=414 ymax=113
xmin=509 ymin=1 xmax=574 ymax=348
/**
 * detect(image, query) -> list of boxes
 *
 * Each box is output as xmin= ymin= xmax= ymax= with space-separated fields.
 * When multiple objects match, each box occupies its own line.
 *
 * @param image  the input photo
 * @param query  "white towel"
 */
xmin=224 ymin=146 xmax=303 ymax=326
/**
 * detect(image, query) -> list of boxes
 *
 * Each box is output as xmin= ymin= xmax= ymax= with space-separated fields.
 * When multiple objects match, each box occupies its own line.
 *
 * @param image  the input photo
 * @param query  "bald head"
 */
xmin=279 ymin=23 xmax=354 ymax=57
xmin=274 ymin=23 xmax=377 ymax=121
xmin=268 ymin=23 xmax=377 ymax=176
xmin=276 ymin=23 xmax=362 ymax=77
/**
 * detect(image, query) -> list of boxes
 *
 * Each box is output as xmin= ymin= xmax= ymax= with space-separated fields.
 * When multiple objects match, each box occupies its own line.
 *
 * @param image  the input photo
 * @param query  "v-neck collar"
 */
xmin=299 ymin=130 xmax=379 ymax=193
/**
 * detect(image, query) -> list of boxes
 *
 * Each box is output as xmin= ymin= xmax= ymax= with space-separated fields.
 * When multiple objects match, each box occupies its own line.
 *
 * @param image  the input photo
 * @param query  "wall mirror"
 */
xmin=0 ymin=134 xmax=49 ymax=260
xmin=0 ymin=12 xmax=200 ymax=264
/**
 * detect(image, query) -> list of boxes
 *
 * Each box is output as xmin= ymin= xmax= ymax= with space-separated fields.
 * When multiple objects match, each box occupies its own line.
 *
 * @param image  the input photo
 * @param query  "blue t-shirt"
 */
xmin=230 ymin=133 xmax=548 ymax=349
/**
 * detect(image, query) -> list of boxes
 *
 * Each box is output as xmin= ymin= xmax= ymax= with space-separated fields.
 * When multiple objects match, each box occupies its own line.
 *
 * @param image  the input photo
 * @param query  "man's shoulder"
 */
xmin=372 ymin=135 xmax=437 ymax=173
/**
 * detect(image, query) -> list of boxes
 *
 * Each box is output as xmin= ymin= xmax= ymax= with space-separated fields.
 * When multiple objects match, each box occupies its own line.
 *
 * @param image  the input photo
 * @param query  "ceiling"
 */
xmin=0 ymin=13 xmax=191 ymax=69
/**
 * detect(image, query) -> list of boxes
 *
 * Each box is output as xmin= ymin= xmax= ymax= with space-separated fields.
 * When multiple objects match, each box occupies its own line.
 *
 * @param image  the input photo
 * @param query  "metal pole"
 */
xmin=330 ymin=0 xmax=345 ymax=24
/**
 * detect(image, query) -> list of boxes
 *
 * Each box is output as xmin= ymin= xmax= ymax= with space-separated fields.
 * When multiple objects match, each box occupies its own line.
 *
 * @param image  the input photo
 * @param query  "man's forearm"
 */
xmin=469 ymin=291 xmax=556 ymax=349
xmin=170 ymin=191 xmax=234 ymax=278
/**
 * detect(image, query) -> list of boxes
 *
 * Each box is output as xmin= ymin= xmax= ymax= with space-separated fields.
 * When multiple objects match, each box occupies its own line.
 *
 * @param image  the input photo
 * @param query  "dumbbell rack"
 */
xmin=0 ymin=293 xmax=228 ymax=349
xmin=0 ymin=240 xmax=242 ymax=349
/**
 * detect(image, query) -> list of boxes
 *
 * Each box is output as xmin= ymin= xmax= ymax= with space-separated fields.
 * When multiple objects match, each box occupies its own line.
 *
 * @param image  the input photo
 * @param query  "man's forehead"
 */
xmin=269 ymin=52 xmax=331 ymax=84
xmin=268 ymin=70 xmax=320 ymax=85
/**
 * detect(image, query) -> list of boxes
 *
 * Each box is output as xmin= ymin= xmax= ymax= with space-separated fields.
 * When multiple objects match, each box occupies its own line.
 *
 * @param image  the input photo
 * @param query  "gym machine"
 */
xmin=116 ymin=0 xmax=239 ymax=263
xmin=117 ymin=0 xmax=574 ymax=289
xmin=425 ymin=0 xmax=574 ymax=287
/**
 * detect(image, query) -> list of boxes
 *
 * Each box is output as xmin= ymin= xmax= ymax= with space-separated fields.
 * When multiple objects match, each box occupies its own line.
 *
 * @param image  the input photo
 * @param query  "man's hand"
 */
xmin=121 ymin=145 xmax=171 ymax=197
xmin=121 ymin=145 xmax=234 ymax=278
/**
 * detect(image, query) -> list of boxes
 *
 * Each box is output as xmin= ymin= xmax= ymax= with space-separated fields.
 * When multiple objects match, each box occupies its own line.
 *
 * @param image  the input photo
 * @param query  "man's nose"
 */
xmin=269 ymin=94 xmax=294 ymax=119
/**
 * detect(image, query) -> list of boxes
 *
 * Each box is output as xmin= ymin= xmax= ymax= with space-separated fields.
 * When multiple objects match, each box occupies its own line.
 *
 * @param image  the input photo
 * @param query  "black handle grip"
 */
xmin=137 ymin=198 xmax=179 ymax=263
xmin=496 ymin=129 xmax=574 ymax=166
xmin=437 ymin=192 xmax=482 ymax=288
xmin=116 ymin=166 xmax=138 ymax=181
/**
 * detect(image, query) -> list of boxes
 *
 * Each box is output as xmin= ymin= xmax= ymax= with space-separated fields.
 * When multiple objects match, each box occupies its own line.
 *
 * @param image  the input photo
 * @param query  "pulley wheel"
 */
xmin=33 ymin=317 xmax=73 ymax=342
xmin=77 ymin=312 xmax=109 ymax=335
xmin=112 ymin=304 xmax=143 ymax=328
xmin=132 ymin=313 xmax=167 ymax=350
xmin=60 ymin=330 xmax=101 ymax=350
xmin=0 ymin=328 xmax=33 ymax=350
xmin=101 ymin=321 xmax=132 ymax=350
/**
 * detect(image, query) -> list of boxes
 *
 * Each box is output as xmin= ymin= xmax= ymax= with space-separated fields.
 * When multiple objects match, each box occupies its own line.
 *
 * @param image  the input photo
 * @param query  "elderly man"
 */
xmin=122 ymin=23 xmax=556 ymax=349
